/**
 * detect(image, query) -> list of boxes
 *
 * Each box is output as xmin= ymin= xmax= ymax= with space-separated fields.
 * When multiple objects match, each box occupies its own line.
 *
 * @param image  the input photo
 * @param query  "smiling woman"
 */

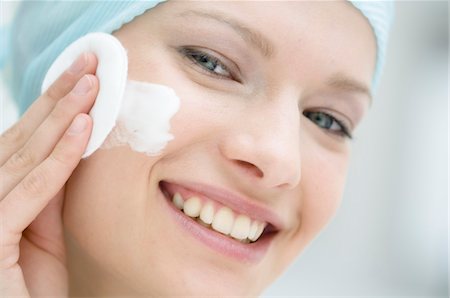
xmin=0 ymin=1 xmax=394 ymax=296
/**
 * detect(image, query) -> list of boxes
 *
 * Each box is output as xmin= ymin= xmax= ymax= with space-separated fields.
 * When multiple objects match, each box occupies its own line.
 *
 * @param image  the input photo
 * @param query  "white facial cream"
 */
xmin=100 ymin=80 xmax=180 ymax=156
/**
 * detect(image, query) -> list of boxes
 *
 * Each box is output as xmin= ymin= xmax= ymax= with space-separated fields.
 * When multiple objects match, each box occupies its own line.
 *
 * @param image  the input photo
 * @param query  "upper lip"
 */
xmin=160 ymin=180 xmax=285 ymax=232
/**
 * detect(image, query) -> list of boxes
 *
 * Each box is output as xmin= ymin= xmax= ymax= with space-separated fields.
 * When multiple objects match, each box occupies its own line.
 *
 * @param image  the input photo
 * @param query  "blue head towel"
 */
xmin=1 ymin=1 xmax=394 ymax=115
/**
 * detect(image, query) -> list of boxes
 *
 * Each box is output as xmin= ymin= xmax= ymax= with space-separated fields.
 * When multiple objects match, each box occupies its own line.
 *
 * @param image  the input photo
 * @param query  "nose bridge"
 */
xmin=221 ymin=94 xmax=302 ymax=190
xmin=255 ymin=97 xmax=302 ymax=188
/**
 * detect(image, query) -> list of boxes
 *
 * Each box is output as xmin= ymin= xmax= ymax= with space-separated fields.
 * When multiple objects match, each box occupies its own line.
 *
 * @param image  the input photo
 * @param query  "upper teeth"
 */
xmin=171 ymin=192 xmax=266 ymax=242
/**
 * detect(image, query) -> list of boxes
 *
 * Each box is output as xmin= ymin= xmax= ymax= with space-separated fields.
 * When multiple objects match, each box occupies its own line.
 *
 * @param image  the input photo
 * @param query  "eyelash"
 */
xmin=179 ymin=47 xmax=352 ymax=139
xmin=179 ymin=47 xmax=236 ymax=81
xmin=303 ymin=111 xmax=353 ymax=139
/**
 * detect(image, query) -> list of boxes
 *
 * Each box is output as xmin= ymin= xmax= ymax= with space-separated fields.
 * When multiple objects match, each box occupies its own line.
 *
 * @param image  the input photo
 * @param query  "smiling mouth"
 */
xmin=159 ymin=181 xmax=278 ymax=245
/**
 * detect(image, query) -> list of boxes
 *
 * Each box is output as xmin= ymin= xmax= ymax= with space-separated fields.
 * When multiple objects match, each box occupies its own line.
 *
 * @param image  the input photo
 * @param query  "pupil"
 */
xmin=314 ymin=113 xmax=331 ymax=128
xmin=197 ymin=55 xmax=215 ymax=70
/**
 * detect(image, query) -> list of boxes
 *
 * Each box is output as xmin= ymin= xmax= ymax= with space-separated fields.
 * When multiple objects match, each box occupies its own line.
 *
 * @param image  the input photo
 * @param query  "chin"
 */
xmin=122 ymin=178 xmax=283 ymax=296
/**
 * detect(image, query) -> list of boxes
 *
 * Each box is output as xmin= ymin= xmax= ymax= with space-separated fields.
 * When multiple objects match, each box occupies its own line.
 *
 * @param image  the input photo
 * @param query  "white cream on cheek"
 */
xmin=41 ymin=33 xmax=180 ymax=157
xmin=100 ymin=79 xmax=180 ymax=156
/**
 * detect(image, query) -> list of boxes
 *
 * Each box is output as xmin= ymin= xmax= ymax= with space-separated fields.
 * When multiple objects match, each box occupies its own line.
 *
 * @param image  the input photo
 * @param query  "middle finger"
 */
xmin=0 ymin=74 xmax=98 ymax=199
xmin=0 ymin=53 xmax=97 ymax=165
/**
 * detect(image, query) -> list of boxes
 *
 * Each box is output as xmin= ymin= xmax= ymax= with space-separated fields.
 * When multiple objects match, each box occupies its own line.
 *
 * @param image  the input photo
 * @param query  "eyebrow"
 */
xmin=178 ymin=9 xmax=372 ymax=105
xmin=177 ymin=9 xmax=275 ymax=58
xmin=326 ymin=74 xmax=373 ymax=105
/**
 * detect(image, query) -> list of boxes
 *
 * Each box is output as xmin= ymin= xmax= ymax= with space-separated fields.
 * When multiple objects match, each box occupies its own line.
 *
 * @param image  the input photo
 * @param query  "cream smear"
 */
xmin=41 ymin=32 xmax=180 ymax=158
xmin=101 ymin=80 xmax=180 ymax=156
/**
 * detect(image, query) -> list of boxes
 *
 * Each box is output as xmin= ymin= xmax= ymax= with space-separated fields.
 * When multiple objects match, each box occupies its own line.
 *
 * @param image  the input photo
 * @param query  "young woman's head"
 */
xmin=8 ymin=1 xmax=394 ymax=296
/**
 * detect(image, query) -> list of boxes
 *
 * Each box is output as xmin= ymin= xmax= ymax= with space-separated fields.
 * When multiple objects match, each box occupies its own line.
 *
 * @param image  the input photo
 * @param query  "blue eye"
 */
xmin=303 ymin=111 xmax=352 ymax=139
xmin=179 ymin=47 xmax=234 ymax=80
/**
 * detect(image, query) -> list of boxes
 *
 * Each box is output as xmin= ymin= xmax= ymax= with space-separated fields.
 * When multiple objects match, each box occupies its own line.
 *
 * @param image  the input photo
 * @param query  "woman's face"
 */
xmin=64 ymin=1 xmax=375 ymax=296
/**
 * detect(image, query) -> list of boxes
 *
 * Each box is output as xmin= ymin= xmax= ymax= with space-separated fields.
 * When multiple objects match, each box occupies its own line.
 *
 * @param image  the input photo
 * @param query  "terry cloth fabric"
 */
xmin=1 ymin=1 xmax=394 ymax=115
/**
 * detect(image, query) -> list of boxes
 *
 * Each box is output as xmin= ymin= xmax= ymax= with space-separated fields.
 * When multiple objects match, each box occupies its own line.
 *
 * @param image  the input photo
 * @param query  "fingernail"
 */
xmin=68 ymin=114 xmax=87 ymax=135
xmin=72 ymin=75 xmax=92 ymax=95
xmin=68 ymin=53 xmax=87 ymax=74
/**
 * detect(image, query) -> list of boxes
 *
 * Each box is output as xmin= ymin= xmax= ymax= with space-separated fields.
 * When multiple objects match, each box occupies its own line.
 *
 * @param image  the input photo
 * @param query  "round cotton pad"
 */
xmin=41 ymin=32 xmax=128 ymax=158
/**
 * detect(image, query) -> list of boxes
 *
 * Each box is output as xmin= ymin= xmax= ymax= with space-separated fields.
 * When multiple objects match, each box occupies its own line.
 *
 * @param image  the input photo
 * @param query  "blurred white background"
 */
xmin=1 ymin=1 xmax=448 ymax=297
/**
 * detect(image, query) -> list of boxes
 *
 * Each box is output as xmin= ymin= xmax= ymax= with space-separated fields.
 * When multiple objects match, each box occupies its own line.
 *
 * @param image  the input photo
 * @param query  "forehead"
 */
xmin=162 ymin=1 xmax=375 ymax=84
xmin=138 ymin=1 xmax=376 ymax=97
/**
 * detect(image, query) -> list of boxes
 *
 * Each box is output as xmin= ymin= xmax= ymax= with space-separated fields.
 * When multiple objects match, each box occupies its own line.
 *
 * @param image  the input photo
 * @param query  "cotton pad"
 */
xmin=41 ymin=32 xmax=128 ymax=158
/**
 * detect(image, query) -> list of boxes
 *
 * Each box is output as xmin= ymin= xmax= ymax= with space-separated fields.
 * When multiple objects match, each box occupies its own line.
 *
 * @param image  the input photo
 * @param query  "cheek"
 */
xmin=63 ymin=149 xmax=159 ymax=274
xmin=303 ymin=147 xmax=349 ymax=233
xmin=302 ymin=160 xmax=347 ymax=233
xmin=277 ymin=146 xmax=349 ymax=267
xmin=137 ymin=65 xmax=240 ymax=156
xmin=115 ymin=29 xmax=246 ymax=156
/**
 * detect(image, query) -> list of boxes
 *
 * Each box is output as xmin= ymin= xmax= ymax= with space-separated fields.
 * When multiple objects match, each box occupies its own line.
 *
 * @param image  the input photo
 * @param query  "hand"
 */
xmin=0 ymin=52 xmax=98 ymax=296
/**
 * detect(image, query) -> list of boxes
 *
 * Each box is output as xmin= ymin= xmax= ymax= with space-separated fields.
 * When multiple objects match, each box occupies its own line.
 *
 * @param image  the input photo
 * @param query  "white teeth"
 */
xmin=255 ymin=222 xmax=266 ymax=240
xmin=172 ymin=192 xmax=184 ymax=210
xmin=249 ymin=221 xmax=266 ymax=242
xmin=183 ymin=197 xmax=201 ymax=217
xmin=199 ymin=202 xmax=214 ymax=225
xmin=169 ymin=192 xmax=268 ymax=242
xmin=211 ymin=207 xmax=234 ymax=235
xmin=230 ymin=214 xmax=251 ymax=240
xmin=196 ymin=217 xmax=210 ymax=228
xmin=248 ymin=220 xmax=259 ymax=240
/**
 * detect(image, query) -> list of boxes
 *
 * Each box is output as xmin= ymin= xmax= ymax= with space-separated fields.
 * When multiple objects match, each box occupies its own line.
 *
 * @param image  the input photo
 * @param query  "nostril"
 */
xmin=234 ymin=160 xmax=264 ymax=178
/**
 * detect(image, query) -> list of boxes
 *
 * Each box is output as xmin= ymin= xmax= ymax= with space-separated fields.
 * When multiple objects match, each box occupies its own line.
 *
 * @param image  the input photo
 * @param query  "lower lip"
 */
xmin=158 ymin=182 xmax=275 ymax=264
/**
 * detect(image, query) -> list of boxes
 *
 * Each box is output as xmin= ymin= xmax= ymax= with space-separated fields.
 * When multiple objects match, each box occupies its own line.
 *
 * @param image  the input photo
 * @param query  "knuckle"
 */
xmin=0 ymin=245 xmax=20 ymax=270
xmin=50 ymin=143 xmax=77 ymax=167
xmin=22 ymin=169 xmax=48 ymax=195
xmin=48 ymin=100 xmax=71 ymax=123
xmin=4 ymin=148 xmax=35 ymax=173
xmin=45 ymin=72 xmax=74 ymax=101
xmin=0 ymin=123 xmax=25 ymax=147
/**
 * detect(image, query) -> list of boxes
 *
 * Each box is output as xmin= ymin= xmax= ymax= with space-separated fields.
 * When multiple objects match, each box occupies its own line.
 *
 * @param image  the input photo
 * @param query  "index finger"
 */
xmin=0 ymin=52 xmax=98 ymax=162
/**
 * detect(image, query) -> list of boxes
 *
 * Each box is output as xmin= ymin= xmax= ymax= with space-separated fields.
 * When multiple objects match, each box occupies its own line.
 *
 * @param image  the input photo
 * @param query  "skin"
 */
xmin=0 ymin=1 xmax=375 ymax=296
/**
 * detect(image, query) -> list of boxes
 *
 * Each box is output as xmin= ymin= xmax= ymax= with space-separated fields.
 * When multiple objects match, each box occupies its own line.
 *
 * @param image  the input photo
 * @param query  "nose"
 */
xmin=218 ymin=101 xmax=302 ymax=190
